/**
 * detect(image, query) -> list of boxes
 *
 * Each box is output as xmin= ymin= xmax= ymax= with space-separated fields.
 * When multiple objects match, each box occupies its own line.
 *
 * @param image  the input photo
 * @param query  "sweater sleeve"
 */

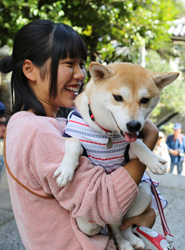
xmin=29 ymin=129 xmax=138 ymax=226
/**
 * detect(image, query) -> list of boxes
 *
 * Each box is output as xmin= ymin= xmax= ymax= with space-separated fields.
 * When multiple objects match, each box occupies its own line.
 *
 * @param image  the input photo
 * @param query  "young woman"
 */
xmin=0 ymin=20 xmax=157 ymax=250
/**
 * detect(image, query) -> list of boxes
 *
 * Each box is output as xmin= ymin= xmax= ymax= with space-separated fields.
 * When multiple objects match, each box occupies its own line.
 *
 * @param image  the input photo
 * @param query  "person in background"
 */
xmin=0 ymin=101 xmax=7 ymax=181
xmin=153 ymin=131 xmax=171 ymax=172
xmin=166 ymin=123 xmax=185 ymax=175
xmin=0 ymin=116 xmax=6 ymax=137
xmin=0 ymin=101 xmax=6 ymax=117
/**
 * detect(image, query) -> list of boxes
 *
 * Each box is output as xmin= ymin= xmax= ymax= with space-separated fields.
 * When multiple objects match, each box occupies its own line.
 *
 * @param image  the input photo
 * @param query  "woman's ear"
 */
xmin=22 ymin=59 xmax=37 ymax=81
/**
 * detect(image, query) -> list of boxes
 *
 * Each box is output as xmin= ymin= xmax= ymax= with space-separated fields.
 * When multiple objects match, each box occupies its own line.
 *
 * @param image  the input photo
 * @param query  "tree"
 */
xmin=0 ymin=0 xmax=183 ymax=63
xmin=146 ymin=49 xmax=185 ymax=122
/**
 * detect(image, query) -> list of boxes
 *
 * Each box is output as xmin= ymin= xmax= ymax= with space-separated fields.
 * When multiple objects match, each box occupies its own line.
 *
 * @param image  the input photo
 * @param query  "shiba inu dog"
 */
xmin=54 ymin=62 xmax=179 ymax=250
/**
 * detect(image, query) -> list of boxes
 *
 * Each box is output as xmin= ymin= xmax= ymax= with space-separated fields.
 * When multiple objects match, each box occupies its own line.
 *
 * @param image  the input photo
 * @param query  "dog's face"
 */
xmin=76 ymin=62 xmax=179 ymax=142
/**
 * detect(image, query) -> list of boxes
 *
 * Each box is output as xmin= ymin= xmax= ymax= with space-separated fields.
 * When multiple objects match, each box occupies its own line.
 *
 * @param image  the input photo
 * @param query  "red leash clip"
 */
xmin=132 ymin=226 xmax=175 ymax=250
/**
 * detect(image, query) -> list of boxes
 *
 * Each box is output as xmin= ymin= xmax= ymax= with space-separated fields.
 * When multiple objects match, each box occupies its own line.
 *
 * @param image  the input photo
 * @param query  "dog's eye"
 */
xmin=113 ymin=95 xmax=123 ymax=102
xmin=140 ymin=98 xmax=150 ymax=104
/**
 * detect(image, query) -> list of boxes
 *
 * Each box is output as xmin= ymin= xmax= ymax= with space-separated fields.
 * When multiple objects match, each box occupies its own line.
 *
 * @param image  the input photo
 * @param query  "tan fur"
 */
xmin=75 ymin=62 xmax=179 ymax=134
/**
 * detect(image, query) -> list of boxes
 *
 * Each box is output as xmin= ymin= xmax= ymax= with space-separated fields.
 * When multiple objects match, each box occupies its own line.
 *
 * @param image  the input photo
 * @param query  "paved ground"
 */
xmin=150 ymin=171 xmax=185 ymax=250
xmin=0 ymin=167 xmax=185 ymax=250
xmin=0 ymin=171 xmax=24 ymax=250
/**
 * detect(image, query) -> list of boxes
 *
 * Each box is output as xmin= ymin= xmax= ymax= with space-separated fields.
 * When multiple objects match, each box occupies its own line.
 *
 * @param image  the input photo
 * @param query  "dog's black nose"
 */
xmin=126 ymin=120 xmax=141 ymax=132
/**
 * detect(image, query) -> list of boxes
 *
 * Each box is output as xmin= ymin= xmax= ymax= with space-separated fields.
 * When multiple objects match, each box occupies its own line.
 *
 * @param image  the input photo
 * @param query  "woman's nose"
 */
xmin=74 ymin=66 xmax=86 ymax=81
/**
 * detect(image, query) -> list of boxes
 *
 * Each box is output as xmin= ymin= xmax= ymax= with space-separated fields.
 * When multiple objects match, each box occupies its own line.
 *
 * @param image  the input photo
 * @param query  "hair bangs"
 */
xmin=54 ymin=24 xmax=87 ymax=61
xmin=66 ymin=32 xmax=87 ymax=61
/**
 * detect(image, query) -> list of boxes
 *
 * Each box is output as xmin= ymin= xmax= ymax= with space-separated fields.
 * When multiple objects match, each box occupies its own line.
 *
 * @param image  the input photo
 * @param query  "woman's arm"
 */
xmin=29 ymin=129 xmax=138 ymax=226
xmin=141 ymin=119 xmax=159 ymax=150
xmin=120 ymin=208 xmax=156 ymax=230
xmin=29 ymin=120 xmax=158 ymax=226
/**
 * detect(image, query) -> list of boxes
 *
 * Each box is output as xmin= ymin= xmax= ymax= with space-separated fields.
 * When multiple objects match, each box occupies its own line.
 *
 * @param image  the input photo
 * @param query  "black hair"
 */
xmin=0 ymin=19 xmax=87 ymax=116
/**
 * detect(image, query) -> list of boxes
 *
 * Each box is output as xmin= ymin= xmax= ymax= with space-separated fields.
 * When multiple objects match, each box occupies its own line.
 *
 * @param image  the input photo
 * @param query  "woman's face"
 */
xmin=56 ymin=58 xmax=86 ymax=108
xmin=32 ymin=57 xmax=86 ymax=117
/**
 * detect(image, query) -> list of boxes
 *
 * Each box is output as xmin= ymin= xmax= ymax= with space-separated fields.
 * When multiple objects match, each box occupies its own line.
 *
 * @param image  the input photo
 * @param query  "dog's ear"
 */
xmin=89 ymin=62 xmax=115 ymax=83
xmin=153 ymin=72 xmax=180 ymax=89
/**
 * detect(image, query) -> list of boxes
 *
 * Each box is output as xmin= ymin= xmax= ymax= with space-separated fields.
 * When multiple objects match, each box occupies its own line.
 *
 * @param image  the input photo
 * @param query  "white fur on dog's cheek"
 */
xmin=108 ymin=106 xmax=132 ymax=132
xmin=92 ymin=89 xmax=130 ymax=132
xmin=150 ymin=95 xmax=161 ymax=108
xmin=89 ymin=91 xmax=120 ymax=130
xmin=91 ymin=86 xmax=111 ymax=102
xmin=111 ymin=95 xmax=161 ymax=132
xmin=142 ymin=95 xmax=161 ymax=119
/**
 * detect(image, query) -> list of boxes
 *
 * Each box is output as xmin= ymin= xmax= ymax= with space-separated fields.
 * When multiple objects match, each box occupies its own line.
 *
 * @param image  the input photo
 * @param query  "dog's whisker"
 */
xmin=110 ymin=112 xmax=125 ymax=139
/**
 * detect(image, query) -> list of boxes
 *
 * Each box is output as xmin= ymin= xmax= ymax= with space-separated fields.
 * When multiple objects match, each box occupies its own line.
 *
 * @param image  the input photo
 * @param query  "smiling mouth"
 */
xmin=65 ymin=85 xmax=80 ymax=95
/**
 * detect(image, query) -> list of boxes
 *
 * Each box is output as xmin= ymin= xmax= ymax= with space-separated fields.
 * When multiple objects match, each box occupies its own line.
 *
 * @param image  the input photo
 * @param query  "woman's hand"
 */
xmin=120 ymin=208 xmax=156 ymax=230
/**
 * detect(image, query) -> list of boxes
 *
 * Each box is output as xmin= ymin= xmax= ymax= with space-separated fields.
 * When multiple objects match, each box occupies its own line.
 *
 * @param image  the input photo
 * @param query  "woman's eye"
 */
xmin=80 ymin=63 xmax=85 ymax=69
xmin=113 ymin=95 xmax=123 ymax=102
xmin=66 ymin=62 xmax=73 ymax=66
xmin=140 ymin=98 xmax=150 ymax=104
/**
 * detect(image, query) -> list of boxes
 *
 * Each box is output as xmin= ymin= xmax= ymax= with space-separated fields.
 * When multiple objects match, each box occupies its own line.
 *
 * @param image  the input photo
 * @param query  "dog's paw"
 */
xmin=53 ymin=165 xmax=75 ymax=187
xmin=118 ymin=239 xmax=134 ymax=250
xmin=147 ymin=156 xmax=167 ymax=175
xmin=121 ymin=229 xmax=144 ymax=250
xmin=129 ymin=235 xmax=145 ymax=249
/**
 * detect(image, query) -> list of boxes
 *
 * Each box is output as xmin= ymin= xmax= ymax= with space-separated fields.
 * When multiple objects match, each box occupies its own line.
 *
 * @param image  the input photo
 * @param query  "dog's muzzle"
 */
xmin=126 ymin=120 xmax=141 ymax=133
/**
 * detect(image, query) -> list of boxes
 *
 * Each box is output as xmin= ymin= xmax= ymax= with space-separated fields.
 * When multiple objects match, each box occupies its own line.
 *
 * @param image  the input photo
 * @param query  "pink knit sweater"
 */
xmin=5 ymin=111 xmax=138 ymax=250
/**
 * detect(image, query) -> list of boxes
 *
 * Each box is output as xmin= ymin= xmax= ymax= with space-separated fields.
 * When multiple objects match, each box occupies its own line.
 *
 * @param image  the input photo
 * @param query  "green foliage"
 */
xmin=0 ymin=0 xmax=182 ymax=63
xmin=146 ymin=50 xmax=185 ymax=121
xmin=161 ymin=79 xmax=185 ymax=115
xmin=0 ymin=0 xmax=185 ymax=122
xmin=159 ymin=122 xmax=175 ymax=136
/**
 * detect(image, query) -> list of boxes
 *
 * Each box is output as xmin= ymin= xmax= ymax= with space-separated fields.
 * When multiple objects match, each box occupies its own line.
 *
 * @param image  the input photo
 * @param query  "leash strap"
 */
xmin=4 ymin=128 xmax=54 ymax=199
xmin=146 ymin=171 xmax=174 ymax=246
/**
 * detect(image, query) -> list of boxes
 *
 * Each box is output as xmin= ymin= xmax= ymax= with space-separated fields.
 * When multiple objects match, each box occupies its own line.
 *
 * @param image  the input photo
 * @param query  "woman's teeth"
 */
xmin=65 ymin=86 xmax=79 ymax=94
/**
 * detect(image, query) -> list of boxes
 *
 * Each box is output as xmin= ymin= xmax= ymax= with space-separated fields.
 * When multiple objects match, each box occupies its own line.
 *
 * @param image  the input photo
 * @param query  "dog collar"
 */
xmin=88 ymin=103 xmax=111 ymax=133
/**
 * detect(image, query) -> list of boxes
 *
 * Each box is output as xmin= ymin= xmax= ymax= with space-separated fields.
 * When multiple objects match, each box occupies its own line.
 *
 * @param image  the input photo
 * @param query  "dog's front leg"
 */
xmin=76 ymin=217 xmax=101 ymax=236
xmin=129 ymin=139 xmax=167 ymax=174
xmin=53 ymin=137 xmax=83 ymax=187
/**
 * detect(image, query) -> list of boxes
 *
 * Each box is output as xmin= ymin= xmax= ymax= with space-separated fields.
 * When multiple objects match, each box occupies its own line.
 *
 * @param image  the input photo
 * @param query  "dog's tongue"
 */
xmin=125 ymin=132 xmax=137 ymax=142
